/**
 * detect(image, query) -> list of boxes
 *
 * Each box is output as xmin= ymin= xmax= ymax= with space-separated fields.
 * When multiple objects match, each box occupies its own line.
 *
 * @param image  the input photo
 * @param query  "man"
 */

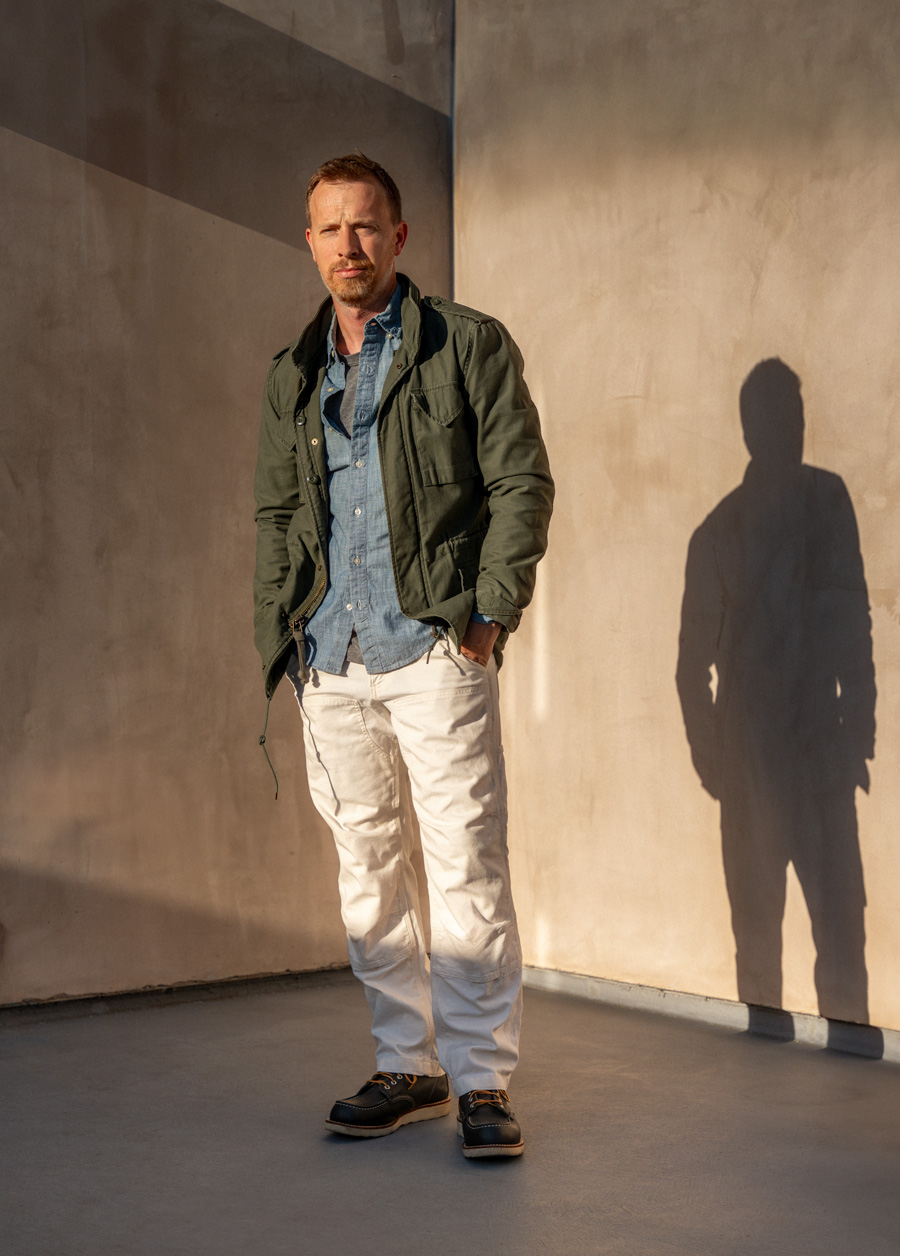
xmin=253 ymin=153 xmax=553 ymax=1158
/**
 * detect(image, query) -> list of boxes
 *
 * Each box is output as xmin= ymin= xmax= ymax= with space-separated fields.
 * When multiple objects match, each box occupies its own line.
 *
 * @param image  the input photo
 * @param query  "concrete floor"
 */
xmin=2 ymin=974 xmax=899 ymax=1256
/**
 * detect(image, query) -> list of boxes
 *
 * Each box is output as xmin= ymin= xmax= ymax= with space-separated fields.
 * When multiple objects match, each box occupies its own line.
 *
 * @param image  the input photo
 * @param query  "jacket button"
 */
xmin=307 ymin=474 xmax=320 ymax=484
xmin=297 ymin=418 xmax=305 ymax=426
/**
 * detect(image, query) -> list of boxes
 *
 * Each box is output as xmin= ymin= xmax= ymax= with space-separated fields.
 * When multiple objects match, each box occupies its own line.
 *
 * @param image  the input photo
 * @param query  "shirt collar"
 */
xmin=373 ymin=282 xmax=403 ymax=338
xmin=325 ymin=282 xmax=403 ymax=364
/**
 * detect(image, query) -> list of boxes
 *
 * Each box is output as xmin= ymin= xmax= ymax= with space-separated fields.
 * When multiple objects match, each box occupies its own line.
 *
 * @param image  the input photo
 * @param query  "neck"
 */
xmin=333 ymin=280 xmax=398 ymax=355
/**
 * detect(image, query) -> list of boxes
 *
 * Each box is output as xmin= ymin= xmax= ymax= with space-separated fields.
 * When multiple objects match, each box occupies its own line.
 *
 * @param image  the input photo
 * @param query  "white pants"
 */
xmin=287 ymin=638 xmax=522 ymax=1093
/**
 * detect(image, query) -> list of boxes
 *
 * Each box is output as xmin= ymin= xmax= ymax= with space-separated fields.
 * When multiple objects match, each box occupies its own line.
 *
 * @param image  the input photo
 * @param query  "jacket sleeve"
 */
xmin=466 ymin=318 xmax=554 ymax=630
xmin=252 ymin=358 xmax=299 ymax=661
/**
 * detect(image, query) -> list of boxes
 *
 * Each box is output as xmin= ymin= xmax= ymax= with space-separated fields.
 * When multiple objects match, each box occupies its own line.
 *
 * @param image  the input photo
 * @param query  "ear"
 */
xmin=305 ymin=227 xmax=314 ymax=255
xmin=394 ymin=221 xmax=409 ymax=257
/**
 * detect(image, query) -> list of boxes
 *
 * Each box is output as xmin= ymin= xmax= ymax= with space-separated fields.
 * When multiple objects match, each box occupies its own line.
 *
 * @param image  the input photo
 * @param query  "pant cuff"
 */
xmin=375 ymin=1054 xmax=443 ymax=1076
xmin=451 ymin=1072 xmax=514 ymax=1094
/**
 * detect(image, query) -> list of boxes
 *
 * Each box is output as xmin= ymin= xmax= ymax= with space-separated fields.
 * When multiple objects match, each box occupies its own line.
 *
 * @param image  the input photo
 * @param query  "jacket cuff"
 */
xmin=475 ymin=604 xmax=521 ymax=632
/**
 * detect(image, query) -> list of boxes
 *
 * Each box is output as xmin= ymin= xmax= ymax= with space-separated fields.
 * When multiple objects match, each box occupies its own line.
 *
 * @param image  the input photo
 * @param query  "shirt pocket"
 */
xmin=410 ymin=384 xmax=479 ymax=486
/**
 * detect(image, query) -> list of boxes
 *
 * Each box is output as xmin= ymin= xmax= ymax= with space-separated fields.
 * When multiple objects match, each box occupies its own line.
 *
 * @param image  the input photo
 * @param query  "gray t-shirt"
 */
xmin=338 ymin=351 xmax=360 ymax=436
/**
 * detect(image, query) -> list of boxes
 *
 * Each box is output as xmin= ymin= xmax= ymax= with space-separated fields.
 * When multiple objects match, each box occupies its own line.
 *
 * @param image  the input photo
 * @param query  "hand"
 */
xmin=460 ymin=618 xmax=501 ymax=667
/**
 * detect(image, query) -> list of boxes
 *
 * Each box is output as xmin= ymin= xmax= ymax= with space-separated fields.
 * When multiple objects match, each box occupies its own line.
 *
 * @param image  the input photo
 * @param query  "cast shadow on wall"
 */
xmin=0 ymin=0 xmax=449 ymax=251
xmin=676 ymin=359 xmax=882 ymax=1055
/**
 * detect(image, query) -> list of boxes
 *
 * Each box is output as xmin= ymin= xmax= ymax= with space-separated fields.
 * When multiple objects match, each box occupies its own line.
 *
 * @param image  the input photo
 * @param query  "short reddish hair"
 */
xmin=305 ymin=152 xmax=403 ymax=225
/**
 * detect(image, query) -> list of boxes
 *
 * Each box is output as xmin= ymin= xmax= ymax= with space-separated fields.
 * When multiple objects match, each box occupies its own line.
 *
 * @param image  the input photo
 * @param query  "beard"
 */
xmin=326 ymin=260 xmax=378 ymax=307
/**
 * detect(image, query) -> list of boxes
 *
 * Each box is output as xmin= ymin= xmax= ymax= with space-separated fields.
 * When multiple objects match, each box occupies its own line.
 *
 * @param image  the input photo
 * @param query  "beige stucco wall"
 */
xmin=6 ymin=0 xmax=899 ymax=1031
xmin=455 ymin=0 xmax=900 ymax=1029
xmin=0 ymin=0 xmax=451 ymax=1003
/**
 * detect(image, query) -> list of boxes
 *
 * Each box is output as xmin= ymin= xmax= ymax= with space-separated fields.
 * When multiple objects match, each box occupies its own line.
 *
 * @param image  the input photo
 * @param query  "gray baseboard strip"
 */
xmin=522 ymin=966 xmax=900 ymax=1064
xmin=0 ymin=966 xmax=355 ymax=1028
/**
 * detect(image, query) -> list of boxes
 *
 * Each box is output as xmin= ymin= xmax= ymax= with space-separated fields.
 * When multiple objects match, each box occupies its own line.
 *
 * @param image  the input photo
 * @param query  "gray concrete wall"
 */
xmin=455 ymin=0 xmax=900 ymax=1031
xmin=0 ymin=0 xmax=451 ymax=1002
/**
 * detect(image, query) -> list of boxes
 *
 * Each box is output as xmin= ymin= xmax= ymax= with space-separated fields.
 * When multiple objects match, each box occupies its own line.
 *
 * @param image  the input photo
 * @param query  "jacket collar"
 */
xmin=291 ymin=273 xmax=422 ymax=382
xmin=396 ymin=273 xmax=422 ymax=364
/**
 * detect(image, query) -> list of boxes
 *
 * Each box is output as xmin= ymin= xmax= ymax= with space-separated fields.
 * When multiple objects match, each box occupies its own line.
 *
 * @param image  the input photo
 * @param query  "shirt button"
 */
xmin=355 ymin=460 xmax=363 ymax=468
xmin=327 ymin=387 xmax=334 ymax=392
xmin=346 ymin=603 xmax=352 ymax=611
xmin=357 ymin=600 xmax=364 ymax=609
xmin=354 ymin=507 xmax=361 ymax=516
xmin=353 ymin=556 xmax=361 ymax=566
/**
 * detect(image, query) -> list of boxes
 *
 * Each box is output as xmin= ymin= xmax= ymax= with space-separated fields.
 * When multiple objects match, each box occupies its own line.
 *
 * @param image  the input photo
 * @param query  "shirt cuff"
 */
xmin=470 ymin=611 xmax=496 ymax=625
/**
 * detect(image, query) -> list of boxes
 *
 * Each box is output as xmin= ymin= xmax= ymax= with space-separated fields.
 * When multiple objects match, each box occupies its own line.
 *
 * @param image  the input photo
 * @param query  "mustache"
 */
xmin=329 ymin=258 xmax=374 ymax=279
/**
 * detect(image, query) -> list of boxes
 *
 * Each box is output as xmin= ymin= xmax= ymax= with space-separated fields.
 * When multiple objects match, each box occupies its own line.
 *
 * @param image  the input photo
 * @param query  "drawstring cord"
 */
xmin=258 ymin=696 xmax=279 ymax=799
xmin=425 ymin=624 xmax=445 ymax=664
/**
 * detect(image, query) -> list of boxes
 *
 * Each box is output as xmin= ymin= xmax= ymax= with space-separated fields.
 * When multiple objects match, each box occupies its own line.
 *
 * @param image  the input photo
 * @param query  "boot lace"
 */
xmin=466 ymin=1088 xmax=509 ymax=1110
xmin=369 ymin=1071 xmax=416 ymax=1090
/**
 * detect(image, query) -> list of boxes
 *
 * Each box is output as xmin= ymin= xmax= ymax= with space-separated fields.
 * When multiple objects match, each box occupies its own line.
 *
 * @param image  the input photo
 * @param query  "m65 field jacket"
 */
xmin=253 ymin=274 xmax=554 ymax=699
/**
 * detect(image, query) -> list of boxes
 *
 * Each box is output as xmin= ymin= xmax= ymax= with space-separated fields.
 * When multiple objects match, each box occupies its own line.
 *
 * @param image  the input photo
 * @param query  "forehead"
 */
xmin=308 ymin=178 xmax=394 ymax=224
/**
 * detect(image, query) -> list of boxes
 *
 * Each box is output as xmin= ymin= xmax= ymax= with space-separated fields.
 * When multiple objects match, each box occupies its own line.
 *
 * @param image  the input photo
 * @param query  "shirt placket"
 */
xmin=347 ymin=326 xmax=380 ymax=670
xmin=321 ymin=350 xmax=352 ymax=674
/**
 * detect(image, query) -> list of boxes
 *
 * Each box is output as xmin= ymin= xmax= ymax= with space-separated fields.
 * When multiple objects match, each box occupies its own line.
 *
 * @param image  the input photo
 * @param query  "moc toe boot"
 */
xmin=326 ymin=1072 xmax=451 ymax=1138
xmin=457 ymin=1089 xmax=524 ymax=1158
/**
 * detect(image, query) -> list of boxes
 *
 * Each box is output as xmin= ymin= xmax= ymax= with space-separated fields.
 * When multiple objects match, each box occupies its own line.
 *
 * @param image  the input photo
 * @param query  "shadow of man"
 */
xmin=676 ymin=360 xmax=877 ymax=1028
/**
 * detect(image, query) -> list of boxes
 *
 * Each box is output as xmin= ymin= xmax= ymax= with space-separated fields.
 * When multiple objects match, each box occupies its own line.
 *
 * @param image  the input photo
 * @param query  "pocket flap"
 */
xmin=411 ymin=383 xmax=465 ymax=427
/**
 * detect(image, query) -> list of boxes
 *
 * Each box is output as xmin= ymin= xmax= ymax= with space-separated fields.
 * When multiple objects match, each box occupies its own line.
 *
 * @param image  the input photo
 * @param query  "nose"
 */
xmin=337 ymin=223 xmax=360 ymax=256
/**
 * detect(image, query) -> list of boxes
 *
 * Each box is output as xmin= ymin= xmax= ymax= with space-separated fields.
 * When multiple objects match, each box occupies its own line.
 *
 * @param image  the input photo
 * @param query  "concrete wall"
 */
xmin=6 ymin=0 xmax=900 ymax=1033
xmin=455 ymin=0 xmax=900 ymax=1030
xmin=0 ymin=0 xmax=451 ymax=1003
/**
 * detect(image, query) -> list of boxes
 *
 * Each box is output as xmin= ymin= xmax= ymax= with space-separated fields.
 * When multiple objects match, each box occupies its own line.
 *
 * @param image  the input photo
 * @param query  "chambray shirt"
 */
xmin=304 ymin=285 xmax=436 ymax=675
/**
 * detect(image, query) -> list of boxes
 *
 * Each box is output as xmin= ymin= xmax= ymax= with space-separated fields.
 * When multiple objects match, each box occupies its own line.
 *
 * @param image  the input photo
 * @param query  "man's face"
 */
xmin=306 ymin=178 xmax=408 ymax=310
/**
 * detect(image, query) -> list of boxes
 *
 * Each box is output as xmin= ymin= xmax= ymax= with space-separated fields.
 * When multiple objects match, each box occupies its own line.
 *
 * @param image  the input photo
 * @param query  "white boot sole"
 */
xmin=461 ymin=1141 xmax=525 ymax=1158
xmin=325 ymin=1097 xmax=452 ymax=1138
xmin=457 ymin=1117 xmax=525 ymax=1157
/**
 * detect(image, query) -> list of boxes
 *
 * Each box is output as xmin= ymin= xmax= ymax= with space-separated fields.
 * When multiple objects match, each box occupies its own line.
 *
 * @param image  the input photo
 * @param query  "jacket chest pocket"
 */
xmin=274 ymin=409 xmax=298 ymax=452
xmin=409 ymin=384 xmax=478 ymax=487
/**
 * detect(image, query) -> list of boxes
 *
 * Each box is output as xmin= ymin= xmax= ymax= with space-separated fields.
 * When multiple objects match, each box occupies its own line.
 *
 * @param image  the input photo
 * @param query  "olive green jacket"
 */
xmin=253 ymin=275 xmax=554 ymax=698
